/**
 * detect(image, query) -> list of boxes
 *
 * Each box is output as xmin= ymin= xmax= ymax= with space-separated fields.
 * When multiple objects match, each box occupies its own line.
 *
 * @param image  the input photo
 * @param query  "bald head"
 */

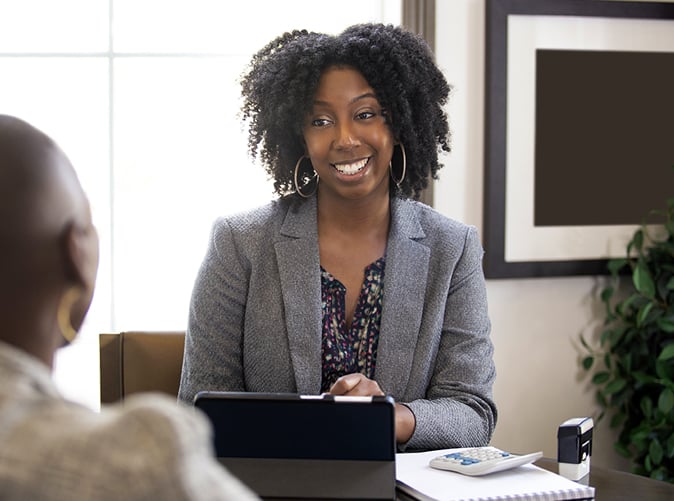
xmin=0 ymin=115 xmax=86 ymax=251
xmin=0 ymin=115 xmax=98 ymax=361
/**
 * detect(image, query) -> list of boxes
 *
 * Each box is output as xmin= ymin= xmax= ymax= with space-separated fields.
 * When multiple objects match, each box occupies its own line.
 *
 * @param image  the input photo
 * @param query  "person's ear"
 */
xmin=60 ymin=220 xmax=98 ymax=336
xmin=62 ymin=221 xmax=99 ymax=292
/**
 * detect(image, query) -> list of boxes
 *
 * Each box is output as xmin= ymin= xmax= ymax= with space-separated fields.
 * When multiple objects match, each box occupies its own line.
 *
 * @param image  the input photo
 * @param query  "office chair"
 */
xmin=99 ymin=331 xmax=185 ymax=404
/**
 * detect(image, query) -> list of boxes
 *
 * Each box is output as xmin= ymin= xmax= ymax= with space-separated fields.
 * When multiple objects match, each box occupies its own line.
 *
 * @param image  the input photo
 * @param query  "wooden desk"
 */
xmin=535 ymin=458 xmax=674 ymax=501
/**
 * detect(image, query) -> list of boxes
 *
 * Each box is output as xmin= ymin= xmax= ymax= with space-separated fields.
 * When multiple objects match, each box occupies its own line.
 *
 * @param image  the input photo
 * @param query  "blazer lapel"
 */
xmin=376 ymin=198 xmax=430 ymax=398
xmin=272 ymin=196 xmax=429 ymax=397
xmin=274 ymin=197 xmax=323 ymax=394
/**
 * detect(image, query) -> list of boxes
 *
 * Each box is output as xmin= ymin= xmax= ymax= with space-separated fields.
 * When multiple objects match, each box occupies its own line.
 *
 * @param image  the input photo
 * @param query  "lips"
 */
xmin=331 ymin=157 xmax=370 ymax=176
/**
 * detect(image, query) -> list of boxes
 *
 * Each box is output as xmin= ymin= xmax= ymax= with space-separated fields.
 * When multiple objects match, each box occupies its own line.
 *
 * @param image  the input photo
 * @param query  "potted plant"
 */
xmin=581 ymin=192 xmax=674 ymax=483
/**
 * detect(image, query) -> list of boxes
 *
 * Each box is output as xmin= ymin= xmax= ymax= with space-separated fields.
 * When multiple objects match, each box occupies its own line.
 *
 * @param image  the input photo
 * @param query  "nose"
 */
xmin=334 ymin=121 xmax=360 ymax=150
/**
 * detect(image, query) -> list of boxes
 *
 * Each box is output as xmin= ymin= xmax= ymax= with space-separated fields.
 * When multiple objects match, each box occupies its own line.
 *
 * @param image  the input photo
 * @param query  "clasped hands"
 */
xmin=327 ymin=373 xmax=415 ymax=444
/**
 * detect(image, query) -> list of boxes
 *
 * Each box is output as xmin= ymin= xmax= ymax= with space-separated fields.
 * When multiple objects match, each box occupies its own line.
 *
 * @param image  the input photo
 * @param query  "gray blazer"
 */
xmin=179 ymin=195 xmax=497 ymax=450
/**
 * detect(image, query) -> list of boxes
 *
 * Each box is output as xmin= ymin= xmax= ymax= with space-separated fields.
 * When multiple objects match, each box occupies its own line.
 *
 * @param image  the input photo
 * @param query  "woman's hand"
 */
xmin=327 ymin=373 xmax=416 ymax=444
xmin=327 ymin=373 xmax=384 ymax=396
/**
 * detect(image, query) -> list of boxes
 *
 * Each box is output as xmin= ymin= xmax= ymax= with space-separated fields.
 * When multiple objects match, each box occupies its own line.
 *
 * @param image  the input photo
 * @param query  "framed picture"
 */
xmin=483 ymin=0 xmax=674 ymax=279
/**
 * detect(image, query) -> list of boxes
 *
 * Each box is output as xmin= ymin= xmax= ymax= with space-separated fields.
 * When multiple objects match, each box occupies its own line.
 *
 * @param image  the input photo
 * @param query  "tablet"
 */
xmin=194 ymin=391 xmax=396 ymax=500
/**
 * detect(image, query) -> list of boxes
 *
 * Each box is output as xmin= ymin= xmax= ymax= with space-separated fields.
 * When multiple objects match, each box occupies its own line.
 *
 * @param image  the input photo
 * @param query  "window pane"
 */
xmin=114 ymin=0 xmax=400 ymax=54
xmin=0 ymin=0 xmax=108 ymax=53
xmin=113 ymin=56 xmax=273 ymax=330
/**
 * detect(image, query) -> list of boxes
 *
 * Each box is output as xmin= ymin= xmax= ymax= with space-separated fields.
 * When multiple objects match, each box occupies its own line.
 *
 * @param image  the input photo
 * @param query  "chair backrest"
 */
xmin=99 ymin=331 xmax=185 ymax=404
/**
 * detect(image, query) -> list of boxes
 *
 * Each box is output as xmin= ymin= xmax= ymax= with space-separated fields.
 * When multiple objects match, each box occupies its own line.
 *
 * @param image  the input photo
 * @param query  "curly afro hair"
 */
xmin=239 ymin=23 xmax=451 ymax=200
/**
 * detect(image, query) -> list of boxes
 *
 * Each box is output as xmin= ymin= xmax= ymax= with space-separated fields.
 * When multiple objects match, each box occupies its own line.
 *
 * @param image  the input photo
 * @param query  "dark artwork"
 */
xmin=534 ymin=50 xmax=674 ymax=227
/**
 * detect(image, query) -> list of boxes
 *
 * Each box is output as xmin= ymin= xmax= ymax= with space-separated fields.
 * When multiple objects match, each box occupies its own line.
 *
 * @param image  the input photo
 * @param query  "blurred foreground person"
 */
xmin=0 ymin=114 xmax=258 ymax=501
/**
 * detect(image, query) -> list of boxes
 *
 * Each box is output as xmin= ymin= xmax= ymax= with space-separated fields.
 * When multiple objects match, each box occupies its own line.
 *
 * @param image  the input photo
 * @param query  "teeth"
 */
xmin=333 ymin=158 xmax=368 ymax=175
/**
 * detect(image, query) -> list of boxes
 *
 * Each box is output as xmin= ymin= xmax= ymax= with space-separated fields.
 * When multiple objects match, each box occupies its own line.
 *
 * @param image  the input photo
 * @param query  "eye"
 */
xmin=310 ymin=117 xmax=332 ymax=127
xmin=356 ymin=111 xmax=376 ymax=121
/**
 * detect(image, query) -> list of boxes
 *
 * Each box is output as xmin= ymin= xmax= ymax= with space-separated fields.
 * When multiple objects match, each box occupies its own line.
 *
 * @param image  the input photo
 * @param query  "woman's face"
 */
xmin=302 ymin=66 xmax=395 ymax=203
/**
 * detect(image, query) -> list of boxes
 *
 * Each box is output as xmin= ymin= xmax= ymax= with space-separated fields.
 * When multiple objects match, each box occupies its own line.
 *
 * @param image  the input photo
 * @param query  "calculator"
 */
xmin=429 ymin=446 xmax=543 ymax=476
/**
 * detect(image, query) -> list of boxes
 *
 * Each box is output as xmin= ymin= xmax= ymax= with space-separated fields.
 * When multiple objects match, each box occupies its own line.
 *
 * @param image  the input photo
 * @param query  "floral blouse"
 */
xmin=320 ymin=257 xmax=385 ymax=393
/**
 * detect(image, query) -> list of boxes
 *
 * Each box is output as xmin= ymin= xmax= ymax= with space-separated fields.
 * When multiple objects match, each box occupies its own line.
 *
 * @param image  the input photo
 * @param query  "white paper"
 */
xmin=396 ymin=449 xmax=595 ymax=501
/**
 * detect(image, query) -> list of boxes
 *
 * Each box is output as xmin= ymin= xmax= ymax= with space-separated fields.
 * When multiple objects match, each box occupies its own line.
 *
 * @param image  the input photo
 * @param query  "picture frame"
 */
xmin=483 ymin=0 xmax=674 ymax=279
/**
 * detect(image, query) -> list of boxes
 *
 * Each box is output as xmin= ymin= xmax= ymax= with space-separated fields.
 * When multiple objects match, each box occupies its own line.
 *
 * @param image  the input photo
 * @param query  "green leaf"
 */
xmin=610 ymin=412 xmax=626 ymax=428
xmin=616 ymin=294 xmax=640 ymax=317
xmin=610 ymin=390 xmax=628 ymax=409
xmin=592 ymin=372 xmax=610 ymax=385
xmin=666 ymin=277 xmax=674 ymax=290
xmin=659 ymin=344 xmax=674 ymax=361
xmin=656 ymin=360 xmax=671 ymax=380
xmin=604 ymin=378 xmax=627 ymax=395
xmin=623 ymin=327 xmax=637 ymax=346
xmin=649 ymin=439 xmax=664 ymax=466
xmin=656 ymin=318 xmax=674 ymax=333
xmin=632 ymin=229 xmax=644 ymax=252
xmin=633 ymin=428 xmax=650 ymax=448
xmin=609 ymin=327 xmax=627 ymax=348
xmin=608 ymin=259 xmax=628 ymax=276
xmin=633 ymin=262 xmax=656 ymax=298
xmin=633 ymin=371 xmax=656 ymax=384
xmin=641 ymin=396 xmax=653 ymax=418
xmin=658 ymin=388 xmax=674 ymax=414
xmin=637 ymin=302 xmax=655 ymax=327
xmin=659 ymin=242 xmax=674 ymax=256
xmin=651 ymin=467 xmax=667 ymax=481
xmin=579 ymin=334 xmax=593 ymax=352
xmin=600 ymin=329 xmax=612 ymax=346
xmin=666 ymin=433 xmax=674 ymax=458
xmin=620 ymin=352 xmax=633 ymax=373
xmin=582 ymin=356 xmax=594 ymax=370
xmin=600 ymin=286 xmax=614 ymax=303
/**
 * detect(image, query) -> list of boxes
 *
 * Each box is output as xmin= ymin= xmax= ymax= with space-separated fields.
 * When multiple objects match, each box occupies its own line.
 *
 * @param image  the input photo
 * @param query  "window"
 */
xmin=0 ymin=0 xmax=401 ymax=409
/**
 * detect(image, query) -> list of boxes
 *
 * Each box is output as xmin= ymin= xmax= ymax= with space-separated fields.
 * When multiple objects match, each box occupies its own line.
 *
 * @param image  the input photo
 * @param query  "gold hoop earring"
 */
xmin=57 ymin=287 xmax=81 ymax=344
xmin=294 ymin=156 xmax=319 ymax=198
xmin=389 ymin=143 xmax=407 ymax=187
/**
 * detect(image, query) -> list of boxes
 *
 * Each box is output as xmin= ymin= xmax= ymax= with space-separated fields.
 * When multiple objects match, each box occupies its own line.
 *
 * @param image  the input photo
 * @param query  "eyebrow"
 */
xmin=312 ymin=92 xmax=379 ymax=107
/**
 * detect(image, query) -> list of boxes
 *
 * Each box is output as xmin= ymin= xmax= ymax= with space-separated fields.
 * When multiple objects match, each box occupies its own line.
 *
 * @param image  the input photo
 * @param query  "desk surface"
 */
xmin=533 ymin=458 xmax=674 ymax=501
xmin=268 ymin=458 xmax=674 ymax=501
xmin=395 ymin=458 xmax=674 ymax=501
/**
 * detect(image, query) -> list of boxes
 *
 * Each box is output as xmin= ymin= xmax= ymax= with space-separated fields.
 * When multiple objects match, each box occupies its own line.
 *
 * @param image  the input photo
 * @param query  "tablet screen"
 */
xmin=194 ymin=392 xmax=395 ymax=461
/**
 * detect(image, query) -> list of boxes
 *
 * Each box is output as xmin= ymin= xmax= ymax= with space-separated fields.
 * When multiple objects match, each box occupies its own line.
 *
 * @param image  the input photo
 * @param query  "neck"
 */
xmin=0 ymin=292 xmax=59 ymax=370
xmin=317 ymin=190 xmax=391 ymax=237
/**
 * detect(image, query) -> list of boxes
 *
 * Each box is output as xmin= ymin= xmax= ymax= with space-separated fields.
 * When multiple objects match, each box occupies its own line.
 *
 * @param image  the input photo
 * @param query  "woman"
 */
xmin=0 ymin=114 xmax=257 ymax=500
xmin=179 ymin=23 xmax=497 ymax=451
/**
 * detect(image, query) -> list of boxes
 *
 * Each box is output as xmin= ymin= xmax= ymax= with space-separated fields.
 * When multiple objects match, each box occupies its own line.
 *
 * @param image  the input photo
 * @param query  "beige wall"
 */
xmin=431 ymin=0 xmax=669 ymax=471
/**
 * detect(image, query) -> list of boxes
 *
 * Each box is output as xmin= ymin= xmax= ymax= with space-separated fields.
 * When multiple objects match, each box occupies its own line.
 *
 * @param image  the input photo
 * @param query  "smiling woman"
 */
xmin=178 ymin=23 xmax=497 ymax=452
